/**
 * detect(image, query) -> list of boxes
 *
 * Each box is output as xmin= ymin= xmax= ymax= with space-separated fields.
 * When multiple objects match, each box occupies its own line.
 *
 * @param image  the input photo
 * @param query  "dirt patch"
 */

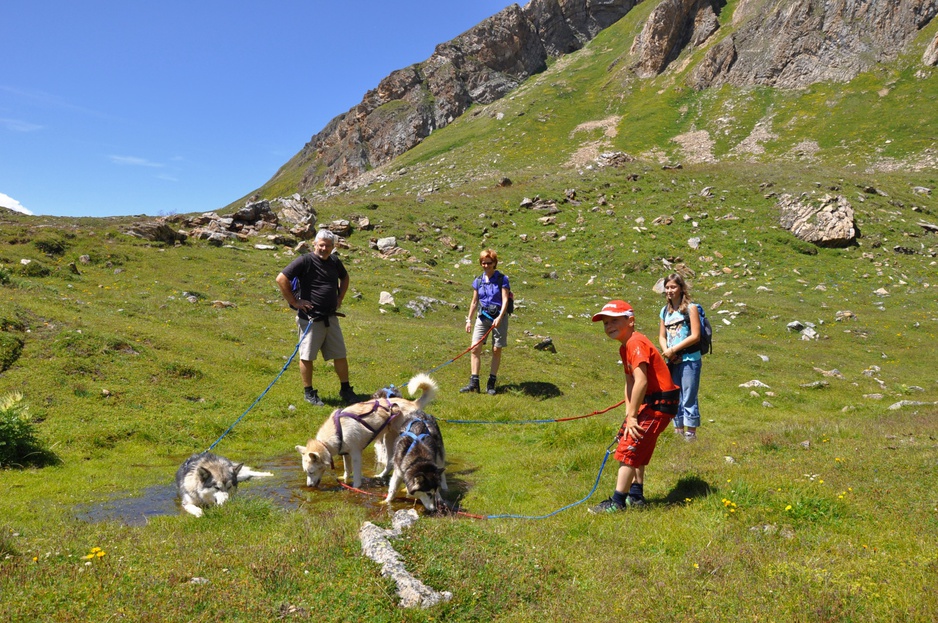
xmin=671 ymin=130 xmax=716 ymax=163
xmin=565 ymin=116 xmax=622 ymax=168
xmin=733 ymin=117 xmax=778 ymax=156
xmin=787 ymin=139 xmax=821 ymax=162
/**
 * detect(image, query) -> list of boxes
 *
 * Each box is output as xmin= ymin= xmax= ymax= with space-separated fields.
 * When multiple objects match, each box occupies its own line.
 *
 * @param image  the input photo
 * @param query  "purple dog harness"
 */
xmin=332 ymin=397 xmax=402 ymax=456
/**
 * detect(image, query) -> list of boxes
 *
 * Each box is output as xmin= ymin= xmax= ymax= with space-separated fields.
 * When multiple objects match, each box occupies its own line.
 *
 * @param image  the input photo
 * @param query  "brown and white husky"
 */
xmin=296 ymin=373 xmax=437 ymax=488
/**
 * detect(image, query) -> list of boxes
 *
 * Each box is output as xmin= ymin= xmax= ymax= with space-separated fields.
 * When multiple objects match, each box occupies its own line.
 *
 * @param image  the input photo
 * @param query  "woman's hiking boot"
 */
xmin=460 ymin=375 xmax=480 ymax=393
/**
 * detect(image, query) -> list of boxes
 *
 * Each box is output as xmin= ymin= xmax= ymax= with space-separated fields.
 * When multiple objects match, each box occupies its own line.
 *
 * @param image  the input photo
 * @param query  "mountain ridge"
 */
xmin=255 ymin=0 xmax=938 ymax=204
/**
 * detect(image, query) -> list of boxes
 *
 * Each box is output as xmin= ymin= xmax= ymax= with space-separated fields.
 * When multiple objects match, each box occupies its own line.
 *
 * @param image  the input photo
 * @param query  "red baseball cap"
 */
xmin=591 ymin=300 xmax=634 ymax=322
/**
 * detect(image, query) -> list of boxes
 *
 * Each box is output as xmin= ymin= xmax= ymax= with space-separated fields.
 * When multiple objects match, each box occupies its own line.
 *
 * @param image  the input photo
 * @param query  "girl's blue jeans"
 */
xmin=669 ymin=358 xmax=702 ymax=429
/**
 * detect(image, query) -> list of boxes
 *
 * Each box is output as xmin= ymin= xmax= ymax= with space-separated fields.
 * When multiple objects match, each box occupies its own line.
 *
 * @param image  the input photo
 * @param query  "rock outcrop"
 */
xmin=295 ymin=0 xmax=639 ymax=190
xmin=631 ymin=0 xmax=720 ymax=78
xmin=924 ymin=31 xmax=938 ymax=65
xmin=777 ymin=193 xmax=858 ymax=248
xmin=128 ymin=198 xmax=313 ymax=246
xmin=688 ymin=0 xmax=938 ymax=89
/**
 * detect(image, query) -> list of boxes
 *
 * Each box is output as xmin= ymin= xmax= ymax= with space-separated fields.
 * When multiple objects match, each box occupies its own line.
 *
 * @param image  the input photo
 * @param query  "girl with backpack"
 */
xmin=461 ymin=249 xmax=510 ymax=395
xmin=658 ymin=273 xmax=703 ymax=441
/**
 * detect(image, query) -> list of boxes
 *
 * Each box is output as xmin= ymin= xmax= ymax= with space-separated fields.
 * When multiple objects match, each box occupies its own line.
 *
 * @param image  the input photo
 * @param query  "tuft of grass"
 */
xmin=0 ymin=393 xmax=57 ymax=468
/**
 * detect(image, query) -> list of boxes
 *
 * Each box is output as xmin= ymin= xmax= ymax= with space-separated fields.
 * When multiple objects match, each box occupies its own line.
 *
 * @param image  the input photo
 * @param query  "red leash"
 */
xmin=554 ymin=399 xmax=627 ymax=422
xmin=337 ymin=480 xmax=486 ymax=519
xmin=449 ymin=323 xmax=495 ymax=363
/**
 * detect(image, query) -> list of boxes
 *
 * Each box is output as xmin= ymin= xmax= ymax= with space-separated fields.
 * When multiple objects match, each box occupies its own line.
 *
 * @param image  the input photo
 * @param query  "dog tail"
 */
xmin=407 ymin=373 xmax=438 ymax=409
xmin=237 ymin=466 xmax=274 ymax=482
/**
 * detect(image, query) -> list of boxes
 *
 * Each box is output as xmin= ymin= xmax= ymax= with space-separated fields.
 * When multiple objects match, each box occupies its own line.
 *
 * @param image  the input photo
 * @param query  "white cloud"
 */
xmin=0 ymin=193 xmax=32 ymax=215
xmin=108 ymin=155 xmax=164 ymax=168
xmin=0 ymin=118 xmax=43 ymax=132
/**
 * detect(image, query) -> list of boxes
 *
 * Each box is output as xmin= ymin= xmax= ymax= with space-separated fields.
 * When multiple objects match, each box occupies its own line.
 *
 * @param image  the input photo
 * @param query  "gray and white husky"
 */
xmin=384 ymin=411 xmax=447 ymax=511
xmin=175 ymin=451 xmax=273 ymax=517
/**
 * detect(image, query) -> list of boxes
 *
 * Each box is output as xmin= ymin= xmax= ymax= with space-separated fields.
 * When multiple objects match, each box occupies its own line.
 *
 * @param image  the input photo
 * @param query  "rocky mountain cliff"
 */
xmin=271 ymin=0 xmax=938 ymax=194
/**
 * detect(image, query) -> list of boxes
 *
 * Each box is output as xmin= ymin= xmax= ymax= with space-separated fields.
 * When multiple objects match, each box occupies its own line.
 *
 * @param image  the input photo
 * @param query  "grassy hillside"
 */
xmin=2 ymin=6 xmax=938 ymax=621
xmin=2 ymin=154 xmax=937 ymax=620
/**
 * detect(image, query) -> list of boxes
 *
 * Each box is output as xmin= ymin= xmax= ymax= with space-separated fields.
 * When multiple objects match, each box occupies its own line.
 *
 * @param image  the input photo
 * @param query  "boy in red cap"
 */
xmin=589 ymin=300 xmax=680 ymax=512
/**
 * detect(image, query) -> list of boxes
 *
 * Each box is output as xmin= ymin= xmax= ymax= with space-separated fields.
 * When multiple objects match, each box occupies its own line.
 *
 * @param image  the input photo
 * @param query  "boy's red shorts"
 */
xmin=613 ymin=407 xmax=673 ymax=467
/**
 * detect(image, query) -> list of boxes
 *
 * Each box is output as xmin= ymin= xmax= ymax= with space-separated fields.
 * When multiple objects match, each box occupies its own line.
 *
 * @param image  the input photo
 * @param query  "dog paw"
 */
xmin=183 ymin=504 xmax=204 ymax=518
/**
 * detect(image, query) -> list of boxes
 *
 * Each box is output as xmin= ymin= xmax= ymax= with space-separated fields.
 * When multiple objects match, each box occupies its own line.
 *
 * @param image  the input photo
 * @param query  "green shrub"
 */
xmin=0 ymin=332 xmax=24 ymax=372
xmin=34 ymin=236 xmax=69 ymax=256
xmin=0 ymin=393 xmax=55 ymax=468
xmin=18 ymin=260 xmax=52 ymax=277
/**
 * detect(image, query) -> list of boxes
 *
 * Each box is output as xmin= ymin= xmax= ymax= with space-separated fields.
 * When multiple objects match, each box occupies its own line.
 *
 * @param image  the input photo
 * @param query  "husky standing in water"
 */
xmin=175 ymin=452 xmax=273 ymax=517
xmin=384 ymin=411 xmax=447 ymax=511
xmin=297 ymin=373 xmax=438 ymax=488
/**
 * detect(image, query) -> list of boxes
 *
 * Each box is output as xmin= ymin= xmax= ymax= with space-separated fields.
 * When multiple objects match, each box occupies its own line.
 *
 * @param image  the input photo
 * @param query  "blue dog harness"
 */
xmin=399 ymin=418 xmax=430 ymax=457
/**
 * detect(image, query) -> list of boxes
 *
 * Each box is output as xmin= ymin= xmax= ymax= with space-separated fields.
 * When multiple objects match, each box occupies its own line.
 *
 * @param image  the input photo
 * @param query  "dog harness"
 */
xmin=332 ymin=397 xmax=402 ymax=456
xmin=399 ymin=418 xmax=430 ymax=457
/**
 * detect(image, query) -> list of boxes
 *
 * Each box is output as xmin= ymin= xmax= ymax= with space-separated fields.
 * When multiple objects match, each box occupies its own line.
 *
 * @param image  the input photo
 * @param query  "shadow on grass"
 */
xmin=659 ymin=475 xmax=713 ymax=506
xmin=2 ymin=447 xmax=62 ymax=470
xmin=500 ymin=381 xmax=563 ymax=399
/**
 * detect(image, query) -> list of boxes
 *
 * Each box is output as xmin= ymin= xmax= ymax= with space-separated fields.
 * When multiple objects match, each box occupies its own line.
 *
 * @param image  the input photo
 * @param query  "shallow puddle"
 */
xmin=74 ymin=452 xmax=476 ymax=525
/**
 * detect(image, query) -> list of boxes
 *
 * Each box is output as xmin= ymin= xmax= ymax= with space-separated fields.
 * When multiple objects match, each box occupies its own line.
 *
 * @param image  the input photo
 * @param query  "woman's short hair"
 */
xmin=479 ymin=249 xmax=498 ymax=267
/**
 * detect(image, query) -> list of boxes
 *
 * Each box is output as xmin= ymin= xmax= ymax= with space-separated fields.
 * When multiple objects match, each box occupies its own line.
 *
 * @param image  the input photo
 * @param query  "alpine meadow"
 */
xmin=2 ymin=2 xmax=938 ymax=622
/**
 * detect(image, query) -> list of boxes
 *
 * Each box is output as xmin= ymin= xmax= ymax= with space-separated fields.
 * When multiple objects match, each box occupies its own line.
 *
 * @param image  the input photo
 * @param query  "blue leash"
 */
xmin=206 ymin=319 xmax=312 ymax=452
xmin=482 ymin=441 xmax=616 ymax=520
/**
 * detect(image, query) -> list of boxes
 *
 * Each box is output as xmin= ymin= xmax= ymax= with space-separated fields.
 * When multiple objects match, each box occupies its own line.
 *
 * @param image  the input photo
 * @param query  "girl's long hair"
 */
xmin=664 ymin=273 xmax=692 ymax=315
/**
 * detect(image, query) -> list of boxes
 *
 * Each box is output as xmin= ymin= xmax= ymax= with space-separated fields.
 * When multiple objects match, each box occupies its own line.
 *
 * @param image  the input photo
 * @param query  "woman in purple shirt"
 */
xmin=461 ymin=249 xmax=510 ymax=395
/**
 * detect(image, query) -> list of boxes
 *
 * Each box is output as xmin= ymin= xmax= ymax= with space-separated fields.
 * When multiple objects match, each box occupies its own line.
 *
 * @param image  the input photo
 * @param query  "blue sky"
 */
xmin=1 ymin=1 xmax=513 ymax=217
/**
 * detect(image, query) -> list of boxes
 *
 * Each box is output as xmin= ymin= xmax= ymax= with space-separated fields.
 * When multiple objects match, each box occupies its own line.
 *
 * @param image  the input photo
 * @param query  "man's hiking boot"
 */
xmin=589 ymin=498 xmax=625 ymax=514
xmin=304 ymin=388 xmax=324 ymax=407
xmin=460 ymin=375 xmax=480 ymax=393
xmin=486 ymin=375 xmax=497 ymax=395
xmin=339 ymin=385 xmax=358 ymax=406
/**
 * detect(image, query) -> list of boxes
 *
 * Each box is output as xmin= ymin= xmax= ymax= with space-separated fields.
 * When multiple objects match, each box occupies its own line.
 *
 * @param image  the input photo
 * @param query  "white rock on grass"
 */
xmin=359 ymin=510 xmax=453 ymax=609
xmin=888 ymin=400 xmax=938 ymax=410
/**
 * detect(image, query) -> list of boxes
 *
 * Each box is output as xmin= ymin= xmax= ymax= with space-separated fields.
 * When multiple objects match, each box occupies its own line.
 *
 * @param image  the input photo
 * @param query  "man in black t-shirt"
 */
xmin=276 ymin=229 xmax=356 ymax=406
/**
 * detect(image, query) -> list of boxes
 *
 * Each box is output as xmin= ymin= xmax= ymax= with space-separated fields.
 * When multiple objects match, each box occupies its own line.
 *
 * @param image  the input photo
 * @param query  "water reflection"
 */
xmin=74 ymin=452 xmax=476 ymax=525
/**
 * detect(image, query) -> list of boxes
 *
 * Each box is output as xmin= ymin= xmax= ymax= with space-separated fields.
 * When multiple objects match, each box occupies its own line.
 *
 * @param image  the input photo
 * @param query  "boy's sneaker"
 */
xmin=684 ymin=431 xmax=697 ymax=442
xmin=339 ymin=386 xmax=358 ymax=405
xmin=588 ymin=497 xmax=625 ymax=514
xmin=626 ymin=496 xmax=647 ymax=509
xmin=304 ymin=388 xmax=324 ymax=407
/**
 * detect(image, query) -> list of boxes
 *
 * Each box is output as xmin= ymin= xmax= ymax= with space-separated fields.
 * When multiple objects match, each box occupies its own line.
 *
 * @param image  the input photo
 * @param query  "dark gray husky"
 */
xmin=384 ymin=412 xmax=447 ymax=511
xmin=175 ymin=451 xmax=272 ymax=517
